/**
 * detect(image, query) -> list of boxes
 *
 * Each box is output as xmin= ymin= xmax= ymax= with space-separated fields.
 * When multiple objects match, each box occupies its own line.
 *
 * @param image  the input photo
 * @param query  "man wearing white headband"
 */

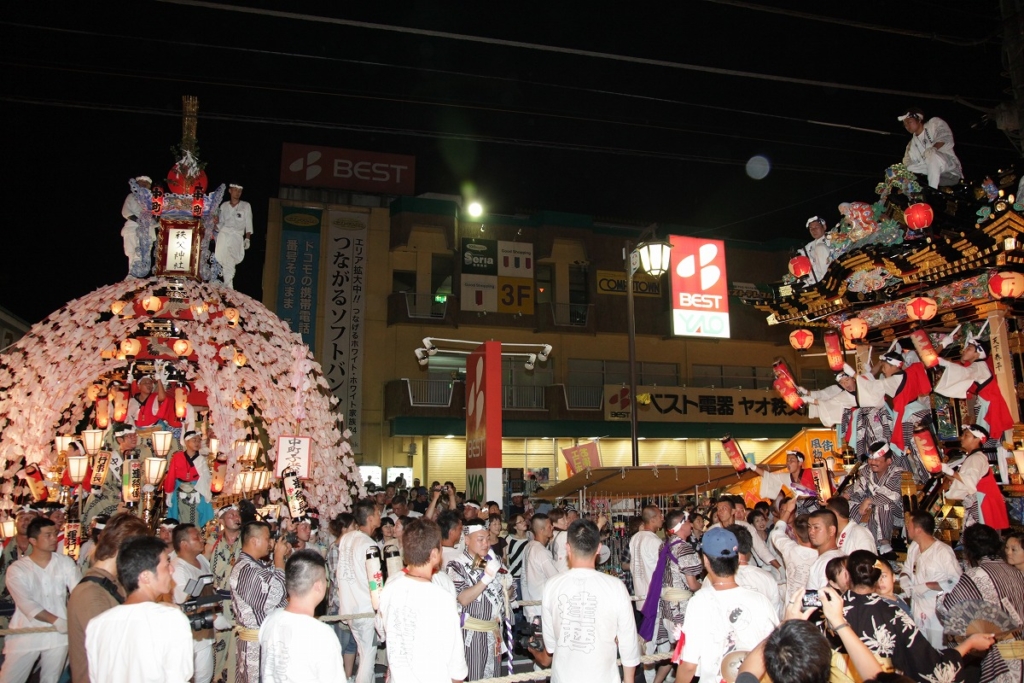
xmin=898 ymin=106 xmax=962 ymax=189
xmin=796 ymin=364 xmax=857 ymax=429
xmin=215 ymin=183 xmax=253 ymax=289
xmin=859 ymin=345 xmax=932 ymax=456
xmin=164 ymin=431 xmax=214 ymax=529
xmin=121 ymin=176 xmax=156 ymax=278
xmin=82 ymin=426 xmax=136 ymax=527
xmin=942 ymin=424 xmax=1009 ymax=529
xmin=935 ymin=335 xmax=1014 ymax=445
xmin=445 ymin=518 xmax=512 ymax=681
xmin=800 ymin=215 xmax=832 ymax=283
xmin=848 ymin=441 xmax=905 ymax=558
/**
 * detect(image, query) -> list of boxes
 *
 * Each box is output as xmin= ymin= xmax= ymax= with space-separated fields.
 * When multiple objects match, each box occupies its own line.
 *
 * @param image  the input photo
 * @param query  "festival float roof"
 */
xmin=534 ymin=465 xmax=755 ymax=499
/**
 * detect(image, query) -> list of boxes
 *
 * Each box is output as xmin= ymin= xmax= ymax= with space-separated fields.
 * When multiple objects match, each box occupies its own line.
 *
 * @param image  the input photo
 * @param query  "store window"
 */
xmin=691 ymin=365 xmax=773 ymax=389
xmin=567 ymin=359 xmax=678 ymax=386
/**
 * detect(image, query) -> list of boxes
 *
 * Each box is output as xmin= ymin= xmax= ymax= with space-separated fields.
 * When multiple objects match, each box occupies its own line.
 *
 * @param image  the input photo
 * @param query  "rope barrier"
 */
xmin=472 ymin=652 xmax=674 ymax=683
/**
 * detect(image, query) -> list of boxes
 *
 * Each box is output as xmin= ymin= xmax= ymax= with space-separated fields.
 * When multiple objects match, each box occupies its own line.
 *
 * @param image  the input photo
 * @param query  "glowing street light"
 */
xmin=467 ymin=201 xmax=484 ymax=218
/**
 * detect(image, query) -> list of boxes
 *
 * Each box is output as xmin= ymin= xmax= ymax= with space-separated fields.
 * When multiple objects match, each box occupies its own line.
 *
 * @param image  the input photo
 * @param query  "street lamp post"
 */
xmin=624 ymin=229 xmax=673 ymax=467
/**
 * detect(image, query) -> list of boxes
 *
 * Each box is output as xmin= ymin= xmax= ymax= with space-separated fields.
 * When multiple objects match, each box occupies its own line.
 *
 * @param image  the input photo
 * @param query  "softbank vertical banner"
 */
xmin=466 ymin=341 xmax=503 ymax=503
xmin=321 ymin=211 xmax=368 ymax=453
xmin=669 ymin=235 xmax=731 ymax=338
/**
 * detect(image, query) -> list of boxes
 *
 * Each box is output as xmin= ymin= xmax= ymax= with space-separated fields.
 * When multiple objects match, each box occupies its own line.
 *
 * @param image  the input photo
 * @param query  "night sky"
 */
xmin=2 ymin=1 xmax=1016 ymax=324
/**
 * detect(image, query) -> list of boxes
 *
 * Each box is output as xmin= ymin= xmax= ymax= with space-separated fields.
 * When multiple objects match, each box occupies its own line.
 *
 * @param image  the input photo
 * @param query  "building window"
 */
xmin=392 ymin=270 xmax=416 ymax=294
xmin=691 ymin=365 xmax=773 ymax=389
xmin=567 ymin=359 xmax=678 ymax=386
xmin=800 ymin=368 xmax=836 ymax=391
xmin=536 ymin=265 xmax=552 ymax=305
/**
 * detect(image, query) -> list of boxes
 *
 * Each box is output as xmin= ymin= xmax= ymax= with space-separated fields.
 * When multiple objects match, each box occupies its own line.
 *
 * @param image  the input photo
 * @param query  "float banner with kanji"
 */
xmin=275 ymin=435 xmax=312 ymax=479
xmin=276 ymin=206 xmax=322 ymax=347
xmin=562 ymin=442 xmax=601 ymax=476
xmin=603 ymin=385 xmax=816 ymax=424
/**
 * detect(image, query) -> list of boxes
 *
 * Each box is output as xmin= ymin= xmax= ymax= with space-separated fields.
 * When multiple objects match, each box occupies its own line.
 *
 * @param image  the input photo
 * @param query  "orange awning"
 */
xmin=533 ymin=465 xmax=755 ymax=500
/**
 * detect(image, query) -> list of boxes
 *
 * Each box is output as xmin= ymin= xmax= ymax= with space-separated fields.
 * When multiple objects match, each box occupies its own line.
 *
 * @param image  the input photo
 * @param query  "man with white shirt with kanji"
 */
xmin=0 ymin=517 xmax=80 ymax=683
xmin=827 ymin=497 xmax=877 ymax=555
xmin=336 ymin=499 xmax=380 ymax=683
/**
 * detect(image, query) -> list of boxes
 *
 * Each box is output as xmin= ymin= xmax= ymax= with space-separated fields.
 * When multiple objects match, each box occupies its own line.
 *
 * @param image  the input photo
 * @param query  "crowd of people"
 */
xmin=1 ymin=454 xmax=1023 ymax=683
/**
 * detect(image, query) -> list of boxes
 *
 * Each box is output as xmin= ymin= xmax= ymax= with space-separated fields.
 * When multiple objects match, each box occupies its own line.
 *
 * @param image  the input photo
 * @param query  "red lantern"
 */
xmin=789 ymin=255 xmax=812 ymax=279
xmin=906 ymin=297 xmax=937 ymax=321
xmin=95 ymin=397 xmax=110 ymax=429
xmin=191 ymin=187 xmax=204 ymax=217
xmin=720 ymin=436 xmax=748 ymax=472
xmin=772 ymin=359 xmax=796 ymax=384
xmin=841 ymin=317 xmax=868 ymax=342
xmin=789 ymin=329 xmax=814 ymax=351
xmin=151 ymin=186 xmax=164 ymax=215
xmin=912 ymin=425 xmax=943 ymax=474
xmin=989 ymin=271 xmax=1024 ymax=299
xmin=166 ymin=167 xmax=208 ymax=195
xmin=909 ymin=329 xmax=940 ymax=368
xmin=823 ymin=330 xmax=845 ymax=371
xmin=904 ymin=203 xmax=934 ymax=230
xmin=773 ymin=376 xmax=804 ymax=411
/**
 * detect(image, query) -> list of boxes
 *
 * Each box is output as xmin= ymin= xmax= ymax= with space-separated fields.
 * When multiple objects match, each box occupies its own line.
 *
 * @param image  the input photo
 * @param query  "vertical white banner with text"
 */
xmin=322 ymin=211 xmax=368 ymax=453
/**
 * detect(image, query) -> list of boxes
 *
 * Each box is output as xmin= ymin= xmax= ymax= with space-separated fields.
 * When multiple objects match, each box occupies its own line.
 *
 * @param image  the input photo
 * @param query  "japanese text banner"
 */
xmin=276 ymin=206 xmax=322 ymax=347
xmin=603 ymin=385 xmax=816 ymax=424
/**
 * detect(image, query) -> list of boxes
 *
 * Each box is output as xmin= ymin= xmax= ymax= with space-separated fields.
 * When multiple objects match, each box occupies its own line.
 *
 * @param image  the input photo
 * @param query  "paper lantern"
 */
xmin=191 ymin=187 xmax=204 ymax=218
xmin=151 ymin=186 xmax=164 ymax=215
xmin=142 ymin=296 xmax=162 ymax=314
xmin=86 ymin=384 xmax=102 ymax=402
xmin=223 ymin=308 xmax=240 ymax=326
xmin=94 ymin=397 xmax=110 ymax=429
xmin=772 ymin=359 xmax=796 ymax=384
xmin=910 ymin=329 xmax=940 ymax=368
xmin=789 ymin=329 xmax=814 ymax=351
xmin=823 ymin=330 xmax=845 ymax=371
xmin=174 ymin=386 xmax=188 ymax=419
xmin=172 ymin=339 xmax=193 ymax=357
xmin=234 ymin=352 xmax=247 ymax=367
xmin=788 ymin=256 xmax=812 ymax=279
xmin=166 ymin=167 xmax=208 ymax=195
xmin=906 ymin=297 xmax=937 ymax=321
xmin=120 ymin=338 xmax=142 ymax=357
xmin=110 ymin=386 xmax=128 ymax=422
xmin=841 ymin=317 xmax=868 ymax=342
xmin=720 ymin=436 xmax=749 ymax=471
xmin=904 ymin=203 xmax=934 ymax=230
xmin=773 ymin=377 xmax=804 ymax=411
xmin=912 ymin=425 xmax=943 ymax=474
xmin=110 ymin=300 xmax=127 ymax=316
xmin=989 ymin=271 xmax=1024 ymax=299
xmin=151 ymin=431 xmax=173 ymax=458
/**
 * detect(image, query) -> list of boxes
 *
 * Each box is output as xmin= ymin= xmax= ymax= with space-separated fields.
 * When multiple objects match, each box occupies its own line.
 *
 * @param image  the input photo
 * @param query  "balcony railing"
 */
xmin=503 ymin=386 xmax=546 ymax=410
xmin=551 ymin=302 xmax=591 ymax=327
xmin=405 ymin=379 xmax=454 ymax=406
xmin=403 ymin=293 xmax=449 ymax=320
xmin=565 ymin=385 xmax=603 ymax=410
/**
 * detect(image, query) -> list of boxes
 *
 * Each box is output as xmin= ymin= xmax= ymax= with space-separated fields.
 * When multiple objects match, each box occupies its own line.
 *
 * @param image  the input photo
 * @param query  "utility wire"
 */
xmin=0 ymin=95 xmax=878 ymax=178
xmin=1 ymin=21 xmax=1011 ymax=151
xmin=153 ymin=0 xmax=1000 ymax=104
xmin=695 ymin=0 xmax=999 ymax=46
xmin=0 ymin=59 xmax=898 ymax=159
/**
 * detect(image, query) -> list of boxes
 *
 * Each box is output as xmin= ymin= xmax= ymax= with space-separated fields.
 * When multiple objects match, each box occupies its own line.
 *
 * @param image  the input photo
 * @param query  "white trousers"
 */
xmin=906 ymin=151 xmax=960 ymax=189
xmin=347 ymin=617 xmax=377 ymax=683
xmin=193 ymin=637 xmax=213 ymax=683
xmin=215 ymin=230 xmax=245 ymax=288
xmin=0 ymin=646 xmax=67 ymax=683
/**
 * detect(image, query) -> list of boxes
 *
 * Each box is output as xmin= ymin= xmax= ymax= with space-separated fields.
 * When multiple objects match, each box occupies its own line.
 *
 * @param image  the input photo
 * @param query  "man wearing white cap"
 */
xmin=848 ymin=441 xmax=905 ymax=557
xmin=800 ymin=216 xmax=832 ymax=283
xmin=942 ymin=424 xmax=1009 ymax=530
xmin=898 ymin=106 xmax=962 ymax=189
xmin=216 ymin=184 xmax=253 ymax=289
xmin=121 ymin=176 xmax=154 ymax=278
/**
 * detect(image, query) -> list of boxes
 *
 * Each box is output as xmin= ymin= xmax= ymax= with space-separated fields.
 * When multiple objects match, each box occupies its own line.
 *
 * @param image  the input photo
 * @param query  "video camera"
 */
xmin=180 ymin=575 xmax=230 ymax=632
xmin=516 ymin=616 xmax=543 ymax=652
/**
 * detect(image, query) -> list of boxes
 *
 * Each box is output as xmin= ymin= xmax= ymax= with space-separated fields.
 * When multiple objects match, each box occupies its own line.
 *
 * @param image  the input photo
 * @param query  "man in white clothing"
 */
xmin=801 ymin=215 xmax=832 ymax=283
xmin=712 ymin=498 xmax=781 ymax=576
xmin=537 ymin=519 xmax=640 ymax=683
xmin=798 ymin=365 xmax=858 ymax=429
xmin=805 ymin=509 xmax=842 ymax=591
xmin=170 ymin=524 xmax=215 ymax=683
xmin=769 ymin=504 xmax=817 ymax=601
xmin=899 ymin=107 xmax=963 ymax=189
xmin=727 ymin=525 xmax=782 ymax=616
xmin=260 ymin=550 xmax=344 ymax=683
xmin=899 ymin=511 xmax=962 ymax=649
xmin=521 ymin=513 xmax=559 ymax=621
xmin=215 ymin=183 xmax=253 ymax=288
xmin=121 ymin=175 xmax=153 ymax=277
xmin=336 ymin=499 xmax=381 ymax=683
xmin=827 ymin=498 xmax=877 ymax=555
xmin=548 ymin=508 xmax=570 ymax=573
xmin=376 ymin=519 xmax=468 ymax=683
xmin=676 ymin=528 xmax=778 ymax=683
xmin=630 ymin=505 xmax=666 ymax=680
xmin=86 ymin=535 xmax=193 ymax=683
xmin=0 ymin=518 xmax=81 ymax=683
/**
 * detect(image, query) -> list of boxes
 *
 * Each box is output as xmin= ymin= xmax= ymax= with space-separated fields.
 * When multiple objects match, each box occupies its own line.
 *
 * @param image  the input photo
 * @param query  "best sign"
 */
xmin=669 ymin=235 xmax=731 ymax=338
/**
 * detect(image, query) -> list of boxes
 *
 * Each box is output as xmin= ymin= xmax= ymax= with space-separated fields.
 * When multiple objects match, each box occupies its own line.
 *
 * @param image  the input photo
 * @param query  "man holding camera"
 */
xmin=171 ymin=524 xmax=220 ymax=683
xmin=537 ymin=519 xmax=640 ymax=683
xmin=230 ymin=521 xmax=289 ymax=683
xmin=85 ymin=535 xmax=194 ymax=683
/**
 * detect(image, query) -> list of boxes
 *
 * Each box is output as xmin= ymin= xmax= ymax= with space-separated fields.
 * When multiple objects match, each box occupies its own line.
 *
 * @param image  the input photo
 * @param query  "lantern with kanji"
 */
xmin=223 ymin=308 xmax=240 ymax=326
xmin=110 ymin=300 xmax=127 ymax=316
xmin=789 ymin=255 xmax=812 ymax=279
xmin=720 ymin=436 xmax=749 ymax=472
xmin=912 ymin=425 xmax=943 ymax=474
xmin=989 ymin=271 xmax=1024 ymax=299
xmin=910 ymin=329 xmax=940 ymax=368
xmin=773 ymin=376 xmax=804 ymax=411
xmin=191 ymin=187 xmax=204 ymax=218
xmin=906 ymin=297 xmax=937 ymax=321
xmin=120 ymin=338 xmax=141 ymax=358
xmin=841 ymin=317 xmax=868 ymax=343
xmin=823 ymin=329 xmax=845 ymax=371
xmin=772 ymin=359 xmax=797 ymax=384
xmin=789 ymin=329 xmax=814 ymax=352
xmin=151 ymin=186 xmax=164 ymax=216
xmin=904 ymin=203 xmax=934 ymax=230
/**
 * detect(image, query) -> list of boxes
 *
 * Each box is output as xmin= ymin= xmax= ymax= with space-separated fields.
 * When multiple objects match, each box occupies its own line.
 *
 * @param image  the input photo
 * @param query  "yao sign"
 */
xmin=669 ymin=235 xmax=730 ymax=338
